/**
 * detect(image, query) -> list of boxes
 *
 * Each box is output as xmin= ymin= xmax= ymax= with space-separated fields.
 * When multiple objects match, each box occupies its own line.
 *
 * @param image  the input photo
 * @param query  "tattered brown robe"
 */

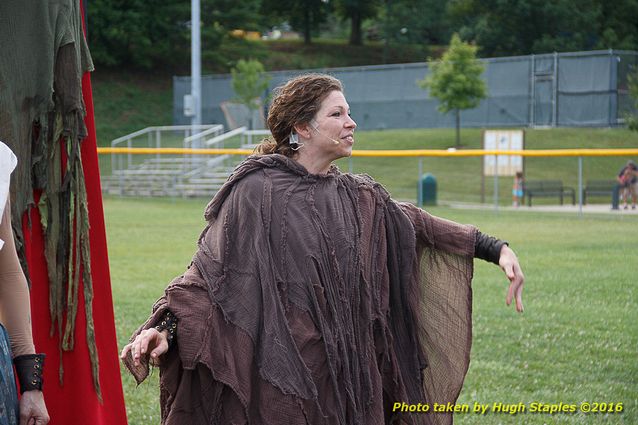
xmin=125 ymin=154 xmax=477 ymax=425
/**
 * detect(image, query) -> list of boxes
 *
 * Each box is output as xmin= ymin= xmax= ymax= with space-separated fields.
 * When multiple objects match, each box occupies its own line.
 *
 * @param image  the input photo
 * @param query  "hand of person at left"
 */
xmin=19 ymin=390 xmax=50 ymax=425
xmin=498 ymin=245 xmax=525 ymax=312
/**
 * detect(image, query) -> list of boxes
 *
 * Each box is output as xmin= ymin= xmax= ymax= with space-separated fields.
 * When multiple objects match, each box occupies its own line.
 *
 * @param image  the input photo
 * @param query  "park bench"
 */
xmin=582 ymin=180 xmax=618 ymax=204
xmin=524 ymin=180 xmax=575 ymax=206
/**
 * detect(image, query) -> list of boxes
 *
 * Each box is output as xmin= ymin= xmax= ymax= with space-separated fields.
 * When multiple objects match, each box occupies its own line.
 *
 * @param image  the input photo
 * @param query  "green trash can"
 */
xmin=418 ymin=173 xmax=437 ymax=206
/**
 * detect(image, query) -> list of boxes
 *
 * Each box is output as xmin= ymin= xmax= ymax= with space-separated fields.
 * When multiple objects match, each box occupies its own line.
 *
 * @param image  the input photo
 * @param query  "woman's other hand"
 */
xmin=120 ymin=328 xmax=168 ymax=367
xmin=498 ymin=245 xmax=525 ymax=312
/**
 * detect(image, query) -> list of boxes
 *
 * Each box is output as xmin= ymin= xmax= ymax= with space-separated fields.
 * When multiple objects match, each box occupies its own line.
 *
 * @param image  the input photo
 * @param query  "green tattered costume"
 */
xmin=0 ymin=0 xmax=99 ymax=396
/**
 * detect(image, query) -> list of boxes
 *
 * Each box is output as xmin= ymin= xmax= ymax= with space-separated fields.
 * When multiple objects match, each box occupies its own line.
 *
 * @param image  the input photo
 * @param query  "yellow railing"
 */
xmin=97 ymin=147 xmax=638 ymax=157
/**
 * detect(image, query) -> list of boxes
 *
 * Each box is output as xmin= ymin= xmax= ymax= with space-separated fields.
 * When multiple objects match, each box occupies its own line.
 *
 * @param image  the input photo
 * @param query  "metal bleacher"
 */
xmin=102 ymin=125 xmax=270 ymax=198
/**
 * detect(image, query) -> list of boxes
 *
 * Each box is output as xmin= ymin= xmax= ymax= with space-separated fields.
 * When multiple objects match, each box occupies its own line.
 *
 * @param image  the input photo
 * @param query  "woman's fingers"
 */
xmin=499 ymin=246 xmax=525 ymax=313
xmin=120 ymin=330 xmax=150 ymax=365
xmin=506 ymin=280 xmax=514 ymax=306
xmin=120 ymin=328 xmax=165 ymax=366
xmin=508 ymin=264 xmax=525 ymax=312
xmin=514 ymin=273 xmax=525 ymax=312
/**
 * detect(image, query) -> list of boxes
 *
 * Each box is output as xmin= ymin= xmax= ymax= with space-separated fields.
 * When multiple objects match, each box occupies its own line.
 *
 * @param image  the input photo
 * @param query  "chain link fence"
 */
xmin=173 ymin=49 xmax=638 ymax=131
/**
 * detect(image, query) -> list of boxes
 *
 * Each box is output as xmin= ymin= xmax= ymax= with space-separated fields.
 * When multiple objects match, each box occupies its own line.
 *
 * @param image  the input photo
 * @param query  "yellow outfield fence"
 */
xmin=96 ymin=147 xmax=638 ymax=157
xmin=98 ymin=147 xmax=638 ymax=214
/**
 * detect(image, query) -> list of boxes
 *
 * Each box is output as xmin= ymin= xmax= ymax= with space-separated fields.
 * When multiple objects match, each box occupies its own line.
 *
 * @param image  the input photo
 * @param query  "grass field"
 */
xmin=107 ymin=196 xmax=638 ymax=424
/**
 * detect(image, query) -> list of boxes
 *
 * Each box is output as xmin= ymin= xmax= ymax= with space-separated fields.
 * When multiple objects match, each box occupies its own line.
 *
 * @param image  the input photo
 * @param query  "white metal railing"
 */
xmin=181 ymin=126 xmax=248 ymax=172
xmin=183 ymin=124 xmax=225 ymax=148
xmin=192 ymin=127 xmax=249 ymax=174
xmin=241 ymin=129 xmax=271 ymax=148
xmin=110 ymin=125 xmax=220 ymax=147
xmin=203 ymin=126 xmax=247 ymax=147
xmin=110 ymin=125 xmax=223 ymax=173
xmin=107 ymin=125 xmax=263 ymax=197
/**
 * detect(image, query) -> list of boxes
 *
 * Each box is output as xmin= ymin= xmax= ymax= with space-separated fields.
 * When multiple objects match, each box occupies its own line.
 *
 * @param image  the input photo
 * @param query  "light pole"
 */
xmin=383 ymin=0 xmax=391 ymax=64
xmin=191 ymin=0 xmax=202 ymax=147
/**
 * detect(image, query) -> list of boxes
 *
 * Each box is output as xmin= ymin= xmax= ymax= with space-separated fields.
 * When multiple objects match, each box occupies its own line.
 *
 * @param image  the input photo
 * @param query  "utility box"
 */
xmin=183 ymin=94 xmax=195 ymax=117
xmin=418 ymin=173 xmax=437 ymax=206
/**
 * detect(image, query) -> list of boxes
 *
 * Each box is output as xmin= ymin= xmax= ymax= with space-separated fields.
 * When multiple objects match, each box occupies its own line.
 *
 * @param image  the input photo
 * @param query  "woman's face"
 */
xmin=306 ymin=90 xmax=357 ymax=160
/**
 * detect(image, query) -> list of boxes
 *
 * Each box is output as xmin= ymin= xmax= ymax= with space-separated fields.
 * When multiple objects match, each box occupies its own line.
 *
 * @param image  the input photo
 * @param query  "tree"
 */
xmin=204 ymin=0 xmax=263 ymax=32
xmin=595 ymin=0 xmax=638 ymax=50
xmin=87 ymin=0 xmax=263 ymax=70
xmin=446 ymin=0 xmax=637 ymax=56
xmin=381 ymin=0 xmax=450 ymax=46
xmin=88 ymin=0 xmax=190 ymax=68
xmin=418 ymin=34 xmax=487 ymax=148
xmin=230 ymin=59 xmax=271 ymax=129
xmin=261 ymin=0 xmax=329 ymax=44
xmin=334 ymin=0 xmax=381 ymax=45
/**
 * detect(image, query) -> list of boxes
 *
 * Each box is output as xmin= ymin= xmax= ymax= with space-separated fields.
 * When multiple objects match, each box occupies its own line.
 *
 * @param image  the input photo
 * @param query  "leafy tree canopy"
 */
xmin=380 ymin=0 xmax=450 ymax=46
xmin=260 ymin=0 xmax=330 ymax=44
xmin=447 ymin=0 xmax=638 ymax=56
xmin=419 ymin=34 xmax=486 ymax=113
xmin=88 ymin=0 xmax=262 ymax=70
xmin=418 ymin=33 xmax=486 ymax=146
xmin=333 ymin=0 xmax=381 ymax=45
xmin=231 ymin=59 xmax=271 ymax=110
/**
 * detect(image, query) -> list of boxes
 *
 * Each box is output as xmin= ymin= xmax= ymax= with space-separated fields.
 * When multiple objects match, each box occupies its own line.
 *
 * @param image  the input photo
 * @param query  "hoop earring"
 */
xmin=289 ymin=131 xmax=304 ymax=151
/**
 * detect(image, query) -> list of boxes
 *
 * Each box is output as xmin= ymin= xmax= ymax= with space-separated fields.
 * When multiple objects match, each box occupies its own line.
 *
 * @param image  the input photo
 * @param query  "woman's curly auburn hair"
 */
xmin=254 ymin=73 xmax=343 ymax=157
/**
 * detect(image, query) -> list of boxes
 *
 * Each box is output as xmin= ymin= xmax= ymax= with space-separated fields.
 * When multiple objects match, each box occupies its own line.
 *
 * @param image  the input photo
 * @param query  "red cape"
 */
xmin=21 ymin=67 xmax=128 ymax=425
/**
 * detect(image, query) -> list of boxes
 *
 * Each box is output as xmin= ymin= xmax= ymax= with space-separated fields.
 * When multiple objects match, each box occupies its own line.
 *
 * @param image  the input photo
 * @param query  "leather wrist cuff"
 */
xmin=13 ymin=353 xmax=45 ymax=393
xmin=474 ymin=231 xmax=508 ymax=265
xmin=154 ymin=310 xmax=177 ymax=348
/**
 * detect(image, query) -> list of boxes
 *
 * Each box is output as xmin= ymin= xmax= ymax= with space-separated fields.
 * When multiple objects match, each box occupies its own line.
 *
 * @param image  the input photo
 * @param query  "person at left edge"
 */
xmin=0 ymin=141 xmax=50 ymax=425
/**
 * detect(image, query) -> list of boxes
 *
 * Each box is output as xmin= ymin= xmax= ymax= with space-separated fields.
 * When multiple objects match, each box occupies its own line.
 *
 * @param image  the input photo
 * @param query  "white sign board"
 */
xmin=483 ymin=130 xmax=524 ymax=176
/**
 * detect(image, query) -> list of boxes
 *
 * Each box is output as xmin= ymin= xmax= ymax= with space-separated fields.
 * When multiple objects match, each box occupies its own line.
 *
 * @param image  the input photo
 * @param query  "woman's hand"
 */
xmin=120 ymin=328 xmax=168 ymax=367
xmin=498 ymin=245 xmax=525 ymax=312
xmin=19 ymin=390 xmax=49 ymax=425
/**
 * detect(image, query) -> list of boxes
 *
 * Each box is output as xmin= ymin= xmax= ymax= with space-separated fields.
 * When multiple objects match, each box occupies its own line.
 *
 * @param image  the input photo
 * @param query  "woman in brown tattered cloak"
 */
xmin=121 ymin=74 xmax=524 ymax=425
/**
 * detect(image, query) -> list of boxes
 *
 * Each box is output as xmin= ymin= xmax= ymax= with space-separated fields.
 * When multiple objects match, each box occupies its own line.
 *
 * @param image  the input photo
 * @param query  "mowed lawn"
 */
xmin=106 ymin=196 xmax=638 ymax=425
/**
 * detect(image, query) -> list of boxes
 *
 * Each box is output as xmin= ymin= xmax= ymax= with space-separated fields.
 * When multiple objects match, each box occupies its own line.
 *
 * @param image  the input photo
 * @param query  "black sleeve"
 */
xmin=474 ymin=231 xmax=508 ymax=265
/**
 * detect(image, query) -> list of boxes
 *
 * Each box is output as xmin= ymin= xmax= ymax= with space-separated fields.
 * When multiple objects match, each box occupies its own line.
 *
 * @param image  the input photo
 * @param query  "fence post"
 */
xmin=578 ymin=156 xmax=583 ymax=217
xmin=493 ymin=154 xmax=499 ymax=211
xmin=156 ymin=129 xmax=161 ymax=166
xmin=609 ymin=49 xmax=618 ymax=126
xmin=118 ymin=153 xmax=123 ymax=195
xmin=110 ymin=146 xmax=115 ymax=181
xmin=418 ymin=157 xmax=423 ymax=205
xmin=127 ymin=138 xmax=132 ymax=169
xmin=553 ymin=52 xmax=558 ymax=126
xmin=529 ymin=54 xmax=535 ymax=127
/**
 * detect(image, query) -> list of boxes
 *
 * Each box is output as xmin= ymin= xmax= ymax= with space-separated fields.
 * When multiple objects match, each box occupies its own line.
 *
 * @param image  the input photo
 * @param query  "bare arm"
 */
xmin=0 ymin=200 xmax=34 ymax=356
xmin=0 ymin=200 xmax=49 ymax=424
